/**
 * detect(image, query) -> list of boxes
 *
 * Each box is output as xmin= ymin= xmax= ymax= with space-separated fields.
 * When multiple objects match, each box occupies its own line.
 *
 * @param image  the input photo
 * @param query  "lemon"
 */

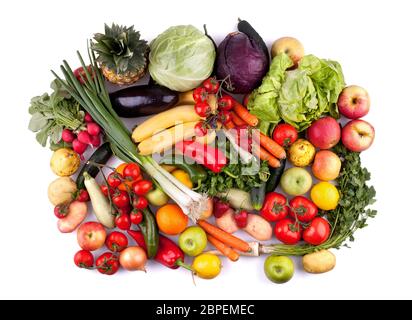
xmin=310 ymin=182 xmax=340 ymax=210
xmin=192 ymin=253 xmax=221 ymax=279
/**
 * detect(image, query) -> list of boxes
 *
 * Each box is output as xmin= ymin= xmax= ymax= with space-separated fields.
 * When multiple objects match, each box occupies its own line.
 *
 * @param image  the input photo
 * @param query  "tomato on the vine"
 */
xmin=100 ymin=185 xmax=114 ymax=197
xmin=105 ymin=232 xmax=128 ymax=252
xmin=130 ymin=209 xmax=143 ymax=225
xmin=303 ymin=217 xmax=330 ymax=245
xmin=272 ymin=123 xmax=298 ymax=148
xmin=73 ymin=66 xmax=93 ymax=85
xmin=219 ymin=110 xmax=232 ymax=125
xmin=202 ymin=77 xmax=220 ymax=94
xmin=289 ymin=196 xmax=318 ymax=223
xmin=194 ymin=122 xmax=208 ymax=137
xmin=260 ymin=192 xmax=289 ymax=222
xmin=132 ymin=180 xmax=153 ymax=196
xmin=76 ymin=189 xmax=90 ymax=202
xmin=274 ymin=218 xmax=301 ymax=245
xmin=115 ymin=214 xmax=131 ymax=230
xmin=218 ymin=95 xmax=234 ymax=111
xmin=117 ymin=205 xmax=131 ymax=216
xmin=74 ymin=250 xmax=94 ymax=269
xmin=194 ymin=101 xmax=210 ymax=117
xmin=54 ymin=205 xmax=69 ymax=219
xmin=96 ymin=252 xmax=120 ymax=275
xmin=112 ymin=191 xmax=130 ymax=208
xmin=123 ymin=163 xmax=141 ymax=181
xmin=107 ymin=172 xmax=122 ymax=188
xmin=133 ymin=196 xmax=148 ymax=210
xmin=193 ymin=87 xmax=208 ymax=102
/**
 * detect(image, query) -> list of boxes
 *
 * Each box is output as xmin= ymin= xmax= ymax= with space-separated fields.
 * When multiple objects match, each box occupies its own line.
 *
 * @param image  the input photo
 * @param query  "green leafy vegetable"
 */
xmin=248 ymin=53 xmax=345 ymax=133
xmin=148 ymin=25 xmax=216 ymax=92
xmin=28 ymin=80 xmax=85 ymax=148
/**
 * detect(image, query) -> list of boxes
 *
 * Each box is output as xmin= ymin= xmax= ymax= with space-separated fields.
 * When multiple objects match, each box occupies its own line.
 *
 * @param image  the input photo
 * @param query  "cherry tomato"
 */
xmin=260 ymin=192 xmax=289 ymax=222
xmin=54 ymin=204 xmax=69 ymax=219
xmin=213 ymin=198 xmax=230 ymax=218
xmin=112 ymin=191 xmax=130 ymax=208
xmin=96 ymin=252 xmax=120 ymax=275
xmin=272 ymin=123 xmax=298 ymax=148
xmin=117 ymin=205 xmax=131 ymax=216
xmin=274 ymin=218 xmax=301 ymax=245
xmin=74 ymin=250 xmax=94 ymax=269
xmin=115 ymin=214 xmax=131 ymax=230
xmin=73 ymin=66 xmax=93 ymax=85
xmin=105 ymin=231 xmax=128 ymax=252
xmin=132 ymin=180 xmax=153 ymax=196
xmin=219 ymin=110 xmax=232 ymax=125
xmin=100 ymin=185 xmax=114 ymax=197
xmin=76 ymin=189 xmax=90 ymax=202
xmin=289 ymin=196 xmax=318 ymax=223
xmin=202 ymin=77 xmax=220 ymax=94
xmin=130 ymin=209 xmax=143 ymax=225
xmin=193 ymin=87 xmax=208 ymax=102
xmin=218 ymin=95 xmax=234 ymax=111
xmin=303 ymin=217 xmax=331 ymax=245
xmin=107 ymin=172 xmax=122 ymax=188
xmin=194 ymin=101 xmax=210 ymax=117
xmin=194 ymin=122 xmax=208 ymax=137
xmin=133 ymin=196 xmax=148 ymax=210
xmin=123 ymin=163 xmax=141 ymax=181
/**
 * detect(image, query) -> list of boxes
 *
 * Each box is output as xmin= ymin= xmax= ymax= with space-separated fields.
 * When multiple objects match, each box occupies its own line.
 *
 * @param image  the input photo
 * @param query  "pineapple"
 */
xmin=92 ymin=23 xmax=149 ymax=85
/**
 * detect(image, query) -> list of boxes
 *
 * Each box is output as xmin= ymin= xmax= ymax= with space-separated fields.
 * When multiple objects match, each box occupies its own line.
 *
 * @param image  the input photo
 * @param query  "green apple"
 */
xmin=178 ymin=226 xmax=207 ymax=257
xmin=280 ymin=167 xmax=312 ymax=196
xmin=264 ymin=255 xmax=294 ymax=284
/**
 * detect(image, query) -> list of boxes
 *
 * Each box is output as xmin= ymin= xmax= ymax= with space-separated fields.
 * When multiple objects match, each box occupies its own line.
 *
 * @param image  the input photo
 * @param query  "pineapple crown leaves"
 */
xmin=92 ymin=23 xmax=149 ymax=74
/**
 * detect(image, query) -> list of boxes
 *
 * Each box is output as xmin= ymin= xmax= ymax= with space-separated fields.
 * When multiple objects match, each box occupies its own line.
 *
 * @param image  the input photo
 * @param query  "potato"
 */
xmin=57 ymin=201 xmax=88 ymax=233
xmin=243 ymin=214 xmax=272 ymax=241
xmin=48 ymin=177 xmax=77 ymax=205
xmin=302 ymin=250 xmax=336 ymax=274
xmin=215 ymin=209 xmax=239 ymax=234
xmin=50 ymin=148 xmax=80 ymax=177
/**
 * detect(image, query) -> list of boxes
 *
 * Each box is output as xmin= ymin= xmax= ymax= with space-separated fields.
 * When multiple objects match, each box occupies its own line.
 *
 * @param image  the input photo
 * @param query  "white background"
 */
xmin=1 ymin=0 xmax=411 ymax=300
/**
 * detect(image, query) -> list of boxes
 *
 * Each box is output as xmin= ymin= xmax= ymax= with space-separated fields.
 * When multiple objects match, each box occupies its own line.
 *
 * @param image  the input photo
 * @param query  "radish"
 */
xmin=72 ymin=138 xmax=88 ymax=155
xmin=84 ymin=112 xmax=93 ymax=123
xmin=77 ymin=131 xmax=91 ymax=145
xmin=90 ymin=134 xmax=101 ymax=147
xmin=62 ymin=129 xmax=75 ymax=143
xmin=87 ymin=122 xmax=101 ymax=136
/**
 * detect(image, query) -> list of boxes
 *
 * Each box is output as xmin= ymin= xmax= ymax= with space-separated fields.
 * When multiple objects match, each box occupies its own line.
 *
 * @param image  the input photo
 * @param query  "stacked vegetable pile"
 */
xmin=28 ymin=21 xmax=376 ymax=283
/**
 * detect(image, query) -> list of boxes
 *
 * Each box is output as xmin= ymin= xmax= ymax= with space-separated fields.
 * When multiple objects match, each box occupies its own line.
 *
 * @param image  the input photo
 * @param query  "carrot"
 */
xmin=252 ymin=144 xmax=281 ymax=168
xmin=257 ymin=132 xmax=286 ymax=159
xmin=231 ymin=112 xmax=247 ymax=126
xmin=224 ymin=120 xmax=235 ymax=130
xmin=233 ymin=101 xmax=258 ymax=127
xmin=207 ymin=234 xmax=240 ymax=262
xmin=197 ymin=220 xmax=251 ymax=252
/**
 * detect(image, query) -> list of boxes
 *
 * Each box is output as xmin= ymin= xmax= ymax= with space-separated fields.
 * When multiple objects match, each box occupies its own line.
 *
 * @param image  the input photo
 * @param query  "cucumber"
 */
xmin=265 ymin=158 xmax=286 ymax=192
xmin=237 ymin=19 xmax=270 ymax=62
xmin=140 ymin=208 xmax=159 ymax=259
xmin=251 ymin=182 xmax=266 ymax=210
xmin=76 ymin=142 xmax=112 ymax=189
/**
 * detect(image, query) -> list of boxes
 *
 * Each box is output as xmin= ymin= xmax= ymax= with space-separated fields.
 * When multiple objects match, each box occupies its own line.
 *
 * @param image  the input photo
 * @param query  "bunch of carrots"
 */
xmin=225 ymin=99 xmax=286 ymax=168
xmin=198 ymin=220 xmax=250 ymax=262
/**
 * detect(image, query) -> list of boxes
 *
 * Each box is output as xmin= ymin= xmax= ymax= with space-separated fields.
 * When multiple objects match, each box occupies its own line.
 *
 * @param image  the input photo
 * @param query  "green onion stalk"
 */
xmin=51 ymin=43 xmax=208 ymax=221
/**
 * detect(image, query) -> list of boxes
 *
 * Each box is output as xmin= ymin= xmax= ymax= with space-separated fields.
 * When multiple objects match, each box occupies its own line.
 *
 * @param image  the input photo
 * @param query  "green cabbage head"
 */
xmin=149 ymin=25 xmax=216 ymax=92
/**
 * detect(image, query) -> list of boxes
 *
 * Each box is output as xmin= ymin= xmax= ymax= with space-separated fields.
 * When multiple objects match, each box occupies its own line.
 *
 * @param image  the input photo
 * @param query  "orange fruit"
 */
xmin=156 ymin=204 xmax=188 ymax=235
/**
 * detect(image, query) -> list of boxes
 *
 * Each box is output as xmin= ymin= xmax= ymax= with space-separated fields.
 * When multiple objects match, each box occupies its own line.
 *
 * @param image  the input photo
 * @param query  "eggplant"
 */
xmin=109 ymin=85 xmax=178 ymax=118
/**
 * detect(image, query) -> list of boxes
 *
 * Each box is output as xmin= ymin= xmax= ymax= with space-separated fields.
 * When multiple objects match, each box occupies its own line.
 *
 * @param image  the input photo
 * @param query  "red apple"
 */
xmin=341 ymin=120 xmax=375 ymax=152
xmin=77 ymin=222 xmax=106 ymax=251
xmin=338 ymin=85 xmax=370 ymax=119
xmin=312 ymin=150 xmax=341 ymax=181
xmin=307 ymin=117 xmax=341 ymax=149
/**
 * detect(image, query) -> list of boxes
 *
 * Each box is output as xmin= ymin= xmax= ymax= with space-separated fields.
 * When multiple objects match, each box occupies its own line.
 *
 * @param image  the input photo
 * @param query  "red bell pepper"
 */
xmin=128 ymin=230 xmax=191 ymax=270
xmin=175 ymin=140 xmax=227 ymax=173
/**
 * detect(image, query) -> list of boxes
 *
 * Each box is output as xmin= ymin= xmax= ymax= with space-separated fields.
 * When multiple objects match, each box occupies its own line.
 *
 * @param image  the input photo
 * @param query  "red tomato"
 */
xmin=132 ymin=180 xmax=153 ymax=196
xmin=272 ymin=123 xmax=298 ymax=148
xmin=219 ymin=111 xmax=232 ymax=125
xmin=115 ymin=214 xmax=131 ymax=231
xmin=96 ymin=252 xmax=120 ymax=275
xmin=260 ymin=192 xmax=289 ymax=222
xmin=303 ymin=217 xmax=331 ymax=245
xmin=123 ymin=163 xmax=141 ymax=181
xmin=105 ymin=232 xmax=128 ymax=252
xmin=202 ymin=77 xmax=220 ymax=94
xmin=194 ymin=122 xmax=208 ymax=137
xmin=107 ymin=172 xmax=122 ymax=188
xmin=117 ymin=205 xmax=131 ymax=216
xmin=130 ymin=209 xmax=143 ymax=225
xmin=289 ymin=196 xmax=318 ymax=222
xmin=76 ymin=189 xmax=90 ymax=202
xmin=133 ymin=196 xmax=148 ymax=210
xmin=73 ymin=66 xmax=93 ymax=85
xmin=100 ymin=185 xmax=114 ymax=197
xmin=54 ymin=205 xmax=69 ymax=219
xmin=74 ymin=250 xmax=94 ymax=269
xmin=218 ymin=95 xmax=234 ymax=111
xmin=112 ymin=191 xmax=130 ymax=208
xmin=274 ymin=218 xmax=301 ymax=245
xmin=193 ymin=87 xmax=208 ymax=102
xmin=194 ymin=101 xmax=210 ymax=117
